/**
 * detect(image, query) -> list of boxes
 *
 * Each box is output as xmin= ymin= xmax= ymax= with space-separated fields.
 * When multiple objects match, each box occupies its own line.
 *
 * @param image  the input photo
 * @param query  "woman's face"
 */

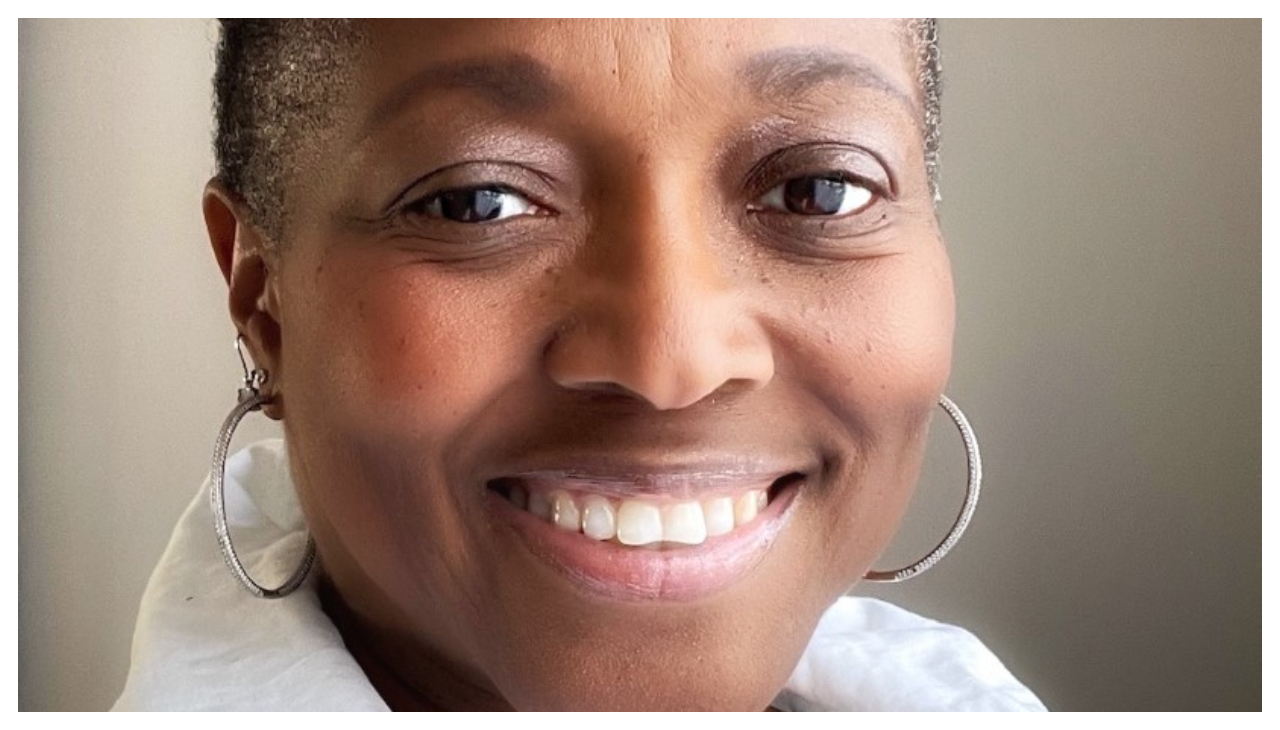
xmin=229 ymin=19 xmax=952 ymax=710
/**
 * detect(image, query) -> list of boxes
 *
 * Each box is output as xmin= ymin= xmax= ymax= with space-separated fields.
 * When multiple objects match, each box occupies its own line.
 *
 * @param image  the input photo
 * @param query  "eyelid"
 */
xmin=743 ymin=142 xmax=895 ymax=202
xmin=383 ymin=160 xmax=558 ymax=216
xmin=750 ymin=175 xmax=877 ymax=217
xmin=403 ymin=185 xmax=544 ymax=223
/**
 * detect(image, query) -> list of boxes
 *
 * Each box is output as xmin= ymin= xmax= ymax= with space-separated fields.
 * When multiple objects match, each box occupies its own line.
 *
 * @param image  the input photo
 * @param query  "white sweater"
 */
xmin=113 ymin=440 xmax=1046 ymax=711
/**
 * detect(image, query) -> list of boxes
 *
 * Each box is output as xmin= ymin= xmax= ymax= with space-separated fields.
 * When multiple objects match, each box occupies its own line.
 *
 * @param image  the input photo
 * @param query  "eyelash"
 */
xmin=402 ymin=186 xmax=545 ymax=224
xmin=382 ymin=141 xmax=894 ymax=265
xmin=748 ymin=175 xmax=877 ymax=218
xmin=401 ymin=174 xmax=878 ymax=227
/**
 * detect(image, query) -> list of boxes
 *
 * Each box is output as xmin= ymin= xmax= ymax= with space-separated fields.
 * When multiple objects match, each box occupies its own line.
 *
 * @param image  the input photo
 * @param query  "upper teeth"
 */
xmin=514 ymin=487 xmax=769 ymax=547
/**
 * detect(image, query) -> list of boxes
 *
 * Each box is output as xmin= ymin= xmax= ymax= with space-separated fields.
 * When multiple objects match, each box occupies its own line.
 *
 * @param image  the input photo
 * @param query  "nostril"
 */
xmin=549 ymin=370 xmax=772 ymax=412
xmin=541 ymin=283 xmax=775 ymax=411
xmin=565 ymin=381 xmax=649 ymax=400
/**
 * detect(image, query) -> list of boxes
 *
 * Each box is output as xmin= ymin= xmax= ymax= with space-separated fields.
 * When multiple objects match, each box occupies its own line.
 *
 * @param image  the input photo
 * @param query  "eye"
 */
xmin=753 ymin=175 xmax=875 ymax=217
xmin=406 ymin=186 xmax=541 ymax=223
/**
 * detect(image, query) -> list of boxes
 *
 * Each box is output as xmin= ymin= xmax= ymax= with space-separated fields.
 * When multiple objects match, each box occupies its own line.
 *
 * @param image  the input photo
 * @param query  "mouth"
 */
xmin=485 ymin=468 xmax=807 ymax=601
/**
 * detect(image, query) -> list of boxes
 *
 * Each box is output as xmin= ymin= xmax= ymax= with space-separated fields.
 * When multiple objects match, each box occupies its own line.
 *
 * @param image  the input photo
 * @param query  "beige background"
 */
xmin=19 ymin=19 xmax=1260 ymax=711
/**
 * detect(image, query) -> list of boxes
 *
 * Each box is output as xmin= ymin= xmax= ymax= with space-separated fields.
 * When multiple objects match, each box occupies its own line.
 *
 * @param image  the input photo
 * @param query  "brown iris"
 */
xmin=421 ymin=187 xmax=507 ymax=222
xmin=782 ymin=176 xmax=848 ymax=216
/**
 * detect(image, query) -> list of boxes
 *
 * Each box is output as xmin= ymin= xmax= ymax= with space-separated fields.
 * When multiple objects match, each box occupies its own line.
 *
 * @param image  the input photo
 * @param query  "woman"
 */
xmin=115 ymin=19 xmax=1044 ymax=711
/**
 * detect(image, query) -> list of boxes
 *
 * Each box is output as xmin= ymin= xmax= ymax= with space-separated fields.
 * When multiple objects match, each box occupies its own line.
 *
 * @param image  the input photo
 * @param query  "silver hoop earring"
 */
xmin=209 ymin=335 xmax=316 ymax=599
xmin=864 ymin=394 xmax=982 ymax=583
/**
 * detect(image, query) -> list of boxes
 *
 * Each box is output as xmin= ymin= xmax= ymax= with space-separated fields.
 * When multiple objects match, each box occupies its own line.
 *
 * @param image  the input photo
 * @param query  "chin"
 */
xmin=483 ymin=595 xmax=818 ymax=711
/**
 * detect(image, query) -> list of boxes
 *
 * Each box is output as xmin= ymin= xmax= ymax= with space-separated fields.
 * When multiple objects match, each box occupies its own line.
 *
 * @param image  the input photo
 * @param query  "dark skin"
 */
xmin=205 ymin=20 xmax=953 ymax=710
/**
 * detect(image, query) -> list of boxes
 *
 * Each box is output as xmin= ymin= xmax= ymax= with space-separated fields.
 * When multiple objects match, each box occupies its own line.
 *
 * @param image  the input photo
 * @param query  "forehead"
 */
xmin=352 ymin=19 xmax=921 ymax=137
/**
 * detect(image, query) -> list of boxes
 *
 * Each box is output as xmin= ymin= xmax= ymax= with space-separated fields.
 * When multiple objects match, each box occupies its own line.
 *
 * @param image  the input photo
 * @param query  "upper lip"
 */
xmin=475 ymin=404 xmax=819 ymax=498
xmin=484 ymin=453 xmax=812 ymax=499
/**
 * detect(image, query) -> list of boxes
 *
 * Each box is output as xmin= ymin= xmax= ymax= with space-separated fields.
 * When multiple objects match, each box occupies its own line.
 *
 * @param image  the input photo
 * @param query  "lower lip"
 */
xmin=489 ymin=480 xmax=801 ymax=602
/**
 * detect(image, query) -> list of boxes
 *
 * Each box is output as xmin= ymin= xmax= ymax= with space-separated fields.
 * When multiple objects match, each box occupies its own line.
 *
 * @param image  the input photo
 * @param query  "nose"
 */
xmin=543 ymin=179 xmax=775 ymax=411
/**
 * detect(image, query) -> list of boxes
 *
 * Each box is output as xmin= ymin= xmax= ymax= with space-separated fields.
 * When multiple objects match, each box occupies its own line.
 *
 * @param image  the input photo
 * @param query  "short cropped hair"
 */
xmin=213 ymin=19 xmax=941 ymax=245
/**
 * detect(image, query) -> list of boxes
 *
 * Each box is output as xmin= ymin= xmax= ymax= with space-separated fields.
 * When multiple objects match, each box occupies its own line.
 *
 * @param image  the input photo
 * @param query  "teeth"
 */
xmin=551 ymin=490 xmax=580 ymax=532
xmin=509 ymin=486 xmax=775 ymax=547
xmin=702 ymin=496 xmax=735 ymax=537
xmin=528 ymin=491 xmax=552 ymax=521
xmin=661 ymin=502 xmax=707 ymax=545
xmin=734 ymin=491 xmax=761 ymax=526
xmin=580 ymin=495 xmax=617 ymax=541
xmin=616 ymin=501 xmax=663 ymax=546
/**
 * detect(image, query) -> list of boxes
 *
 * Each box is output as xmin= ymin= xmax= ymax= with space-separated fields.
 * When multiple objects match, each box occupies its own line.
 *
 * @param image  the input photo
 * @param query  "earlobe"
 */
xmin=203 ymin=179 xmax=286 ymax=419
xmin=234 ymin=260 xmax=285 ymax=420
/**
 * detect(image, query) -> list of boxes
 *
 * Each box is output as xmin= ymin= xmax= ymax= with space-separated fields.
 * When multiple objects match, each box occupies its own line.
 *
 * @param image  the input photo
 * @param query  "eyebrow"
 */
xmin=364 ymin=53 xmax=566 ymax=134
xmin=739 ymin=47 xmax=920 ymax=120
xmin=363 ymin=46 xmax=918 ymax=135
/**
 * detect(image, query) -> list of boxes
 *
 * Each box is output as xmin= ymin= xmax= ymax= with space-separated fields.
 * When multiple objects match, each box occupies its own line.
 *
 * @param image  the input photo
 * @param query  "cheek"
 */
xmin=780 ymin=250 xmax=955 ymax=436
xmin=274 ymin=253 xmax=548 ymax=594
xmin=771 ymin=247 xmax=955 ymax=583
xmin=285 ymin=259 xmax=543 ymax=440
xmin=857 ymin=255 xmax=955 ymax=407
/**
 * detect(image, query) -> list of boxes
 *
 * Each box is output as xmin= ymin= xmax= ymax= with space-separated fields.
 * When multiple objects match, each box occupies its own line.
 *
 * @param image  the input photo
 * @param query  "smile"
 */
xmin=487 ymin=467 xmax=807 ymax=601
xmin=493 ymin=476 xmax=782 ymax=546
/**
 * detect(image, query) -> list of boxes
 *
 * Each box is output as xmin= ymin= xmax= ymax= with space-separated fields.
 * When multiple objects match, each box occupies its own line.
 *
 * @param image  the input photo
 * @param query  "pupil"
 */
xmin=440 ymin=189 xmax=504 ymax=222
xmin=783 ymin=177 xmax=845 ymax=215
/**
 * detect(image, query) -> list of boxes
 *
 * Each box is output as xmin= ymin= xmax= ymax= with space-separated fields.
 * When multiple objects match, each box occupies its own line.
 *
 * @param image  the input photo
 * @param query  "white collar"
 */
xmin=113 ymin=439 xmax=1045 ymax=711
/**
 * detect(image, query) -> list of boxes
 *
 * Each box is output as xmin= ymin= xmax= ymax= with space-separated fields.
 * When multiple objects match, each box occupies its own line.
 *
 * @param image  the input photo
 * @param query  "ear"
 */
xmin=203 ymin=179 xmax=286 ymax=420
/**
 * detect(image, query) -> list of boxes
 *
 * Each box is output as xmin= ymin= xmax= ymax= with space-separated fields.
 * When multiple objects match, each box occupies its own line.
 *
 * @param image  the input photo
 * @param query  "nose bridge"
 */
xmin=613 ymin=173 xmax=722 ymax=345
xmin=544 ymin=162 xmax=775 ymax=410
